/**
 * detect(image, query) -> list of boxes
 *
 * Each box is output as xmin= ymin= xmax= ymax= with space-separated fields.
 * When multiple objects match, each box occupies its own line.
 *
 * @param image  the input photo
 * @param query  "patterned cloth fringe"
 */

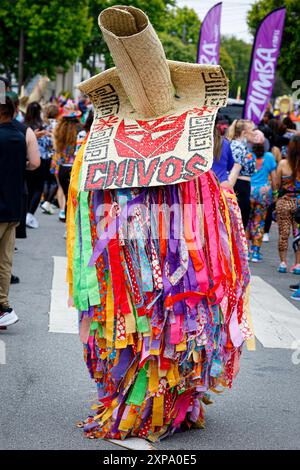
xmin=67 ymin=144 xmax=253 ymax=442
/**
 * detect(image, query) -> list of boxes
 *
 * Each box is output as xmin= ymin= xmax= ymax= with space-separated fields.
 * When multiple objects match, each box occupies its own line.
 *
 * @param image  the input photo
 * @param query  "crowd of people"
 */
xmin=0 ymin=77 xmax=93 ymax=328
xmin=213 ymin=110 xmax=300 ymax=300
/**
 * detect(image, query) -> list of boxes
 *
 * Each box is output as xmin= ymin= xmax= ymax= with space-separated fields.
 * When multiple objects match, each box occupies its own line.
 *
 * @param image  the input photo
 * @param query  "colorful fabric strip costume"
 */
xmin=66 ymin=5 xmax=253 ymax=442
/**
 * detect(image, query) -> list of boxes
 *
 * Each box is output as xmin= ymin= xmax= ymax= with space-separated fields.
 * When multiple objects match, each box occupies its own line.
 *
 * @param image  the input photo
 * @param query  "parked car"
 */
xmin=218 ymin=98 xmax=244 ymax=134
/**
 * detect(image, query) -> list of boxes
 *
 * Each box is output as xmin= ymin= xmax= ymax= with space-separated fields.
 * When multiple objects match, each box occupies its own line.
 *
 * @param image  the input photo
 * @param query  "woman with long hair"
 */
xmin=25 ymin=101 xmax=52 ymax=228
xmin=227 ymin=119 xmax=257 ymax=228
xmin=276 ymin=135 xmax=300 ymax=273
xmin=40 ymin=103 xmax=60 ymax=215
xmin=52 ymin=100 xmax=82 ymax=220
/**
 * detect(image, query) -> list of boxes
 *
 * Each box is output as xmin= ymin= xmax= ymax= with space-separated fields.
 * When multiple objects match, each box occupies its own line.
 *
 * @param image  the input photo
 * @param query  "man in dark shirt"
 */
xmin=0 ymin=96 xmax=39 ymax=327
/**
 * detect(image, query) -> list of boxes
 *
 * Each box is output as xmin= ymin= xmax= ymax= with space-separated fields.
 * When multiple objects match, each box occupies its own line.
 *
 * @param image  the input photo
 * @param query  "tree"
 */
xmin=164 ymin=5 xmax=200 ymax=45
xmin=219 ymin=45 xmax=236 ymax=96
xmin=0 ymin=0 xmax=92 ymax=86
xmin=221 ymin=36 xmax=252 ymax=99
xmin=247 ymin=0 xmax=300 ymax=85
xmin=158 ymin=32 xmax=197 ymax=63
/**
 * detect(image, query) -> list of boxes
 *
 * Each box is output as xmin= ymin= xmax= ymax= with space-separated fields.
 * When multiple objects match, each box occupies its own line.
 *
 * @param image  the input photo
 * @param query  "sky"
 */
xmin=177 ymin=0 xmax=257 ymax=43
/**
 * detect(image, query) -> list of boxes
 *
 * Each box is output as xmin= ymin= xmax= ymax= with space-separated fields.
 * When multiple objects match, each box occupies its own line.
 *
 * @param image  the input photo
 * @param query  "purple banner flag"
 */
xmin=197 ymin=2 xmax=222 ymax=65
xmin=243 ymin=7 xmax=286 ymax=124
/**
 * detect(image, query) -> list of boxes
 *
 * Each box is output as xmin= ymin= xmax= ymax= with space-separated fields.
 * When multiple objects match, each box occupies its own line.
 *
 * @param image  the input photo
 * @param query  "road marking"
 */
xmin=49 ymin=256 xmax=78 ymax=334
xmin=250 ymin=276 xmax=300 ymax=349
xmin=106 ymin=438 xmax=156 ymax=450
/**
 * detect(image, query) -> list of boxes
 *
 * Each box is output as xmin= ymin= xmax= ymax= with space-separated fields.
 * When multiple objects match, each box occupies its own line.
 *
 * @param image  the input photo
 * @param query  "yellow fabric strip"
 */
xmin=66 ymin=143 xmax=84 ymax=298
xmin=166 ymin=364 xmax=176 ymax=388
xmin=148 ymin=361 xmax=159 ymax=394
xmin=221 ymin=190 xmax=236 ymax=285
xmin=115 ymin=339 xmax=128 ymax=349
xmin=152 ymin=395 xmax=164 ymax=427
xmin=176 ymin=338 xmax=187 ymax=352
xmin=244 ymin=284 xmax=256 ymax=351
xmin=106 ymin=276 xmax=114 ymax=347
xmin=119 ymin=409 xmax=138 ymax=432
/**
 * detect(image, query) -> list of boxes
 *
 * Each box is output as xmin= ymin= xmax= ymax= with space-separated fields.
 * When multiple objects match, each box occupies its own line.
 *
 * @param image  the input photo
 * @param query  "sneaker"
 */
xmin=41 ymin=201 xmax=56 ymax=215
xmin=262 ymin=233 xmax=269 ymax=243
xmin=290 ymin=264 xmax=300 ymax=275
xmin=289 ymin=284 xmax=300 ymax=292
xmin=0 ymin=308 xmax=19 ymax=327
xmin=59 ymin=210 xmax=66 ymax=222
xmin=26 ymin=213 xmax=39 ymax=229
xmin=10 ymin=275 xmax=20 ymax=284
xmin=278 ymin=262 xmax=287 ymax=273
xmin=251 ymin=251 xmax=263 ymax=263
xmin=291 ymin=290 xmax=300 ymax=301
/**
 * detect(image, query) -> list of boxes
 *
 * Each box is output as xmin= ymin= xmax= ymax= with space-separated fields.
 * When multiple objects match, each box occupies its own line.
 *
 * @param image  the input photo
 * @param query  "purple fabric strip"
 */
xmin=88 ymin=190 xmax=146 ymax=266
xmin=111 ymin=347 xmax=132 ymax=381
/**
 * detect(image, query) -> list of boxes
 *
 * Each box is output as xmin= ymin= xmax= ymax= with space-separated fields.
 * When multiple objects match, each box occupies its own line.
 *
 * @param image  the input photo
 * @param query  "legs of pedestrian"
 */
xmin=276 ymin=196 xmax=296 ymax=273
xmin=234 ymin=179 xmax=251 ymax=230
xmin=26 ymin=165 xmax=44 ymax=228
xmin=248 ymin=191 xmax=268 ymax=262
xmin=58 ymin=165 xmax=71 ymax=220
xmin=263 ymin=202 xmax=275 ymax=242
xmin=0 ymin=222 xmax=19 ymax=327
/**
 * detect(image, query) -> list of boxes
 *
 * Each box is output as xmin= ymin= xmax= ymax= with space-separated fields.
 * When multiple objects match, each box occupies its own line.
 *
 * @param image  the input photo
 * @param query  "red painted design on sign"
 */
xmin=189 ymin=106 xmax=213 ymax=116
xmin=114 ymin=113 xmax=188 ymax=159
xmin=94 ymin=115 xmax=119 ymax=131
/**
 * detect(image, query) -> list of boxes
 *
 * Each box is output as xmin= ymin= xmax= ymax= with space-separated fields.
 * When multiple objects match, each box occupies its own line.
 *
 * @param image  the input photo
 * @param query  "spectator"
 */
xmin=52 ymin=100 xmax=82 ymax=222
xmin=0 ymin=96 xmax=40 ymax=328
xmin=276 ymin=136 xmax=300 ymax=274
xmin=247 ymin=131 xmax=277 ymax=262
xmin=25 ymin=102 xmax=52 ymax=228
xmin=228 ymin=119 xmax=257 ymax=228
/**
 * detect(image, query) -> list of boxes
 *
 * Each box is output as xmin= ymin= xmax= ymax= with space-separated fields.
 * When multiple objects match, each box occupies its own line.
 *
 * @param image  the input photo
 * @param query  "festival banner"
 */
xmin=197 ymin=2 xmax=222 ymax=65
xmin=243 ymin=7 xmax=286 ymax=124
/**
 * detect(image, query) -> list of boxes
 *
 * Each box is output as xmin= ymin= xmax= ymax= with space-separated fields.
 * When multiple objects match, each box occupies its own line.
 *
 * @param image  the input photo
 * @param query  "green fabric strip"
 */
xmin=132 ymin=305 xmax=150 ymax=333
xmin=126 ymin=363 xmax=149 ymax=406
xmin=72 ymin=196 xmax=84 ymax=309
xmin=79 ymin=191 xmax=101 ymax=308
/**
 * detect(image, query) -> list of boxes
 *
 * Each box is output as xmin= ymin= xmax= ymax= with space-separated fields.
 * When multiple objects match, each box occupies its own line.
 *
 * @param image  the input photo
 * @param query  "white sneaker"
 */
xmin=59 ymin=210 xmax=66 ymax=222
xmin=0 ymin=309 xmax=19 ymax=327
xmin=26 ymin=213 xmax=39 ymax=229
xmin=41 ymin=201 xmax=56 ymax=215
xmin=262 ymin=233 xmax=269 ymax=243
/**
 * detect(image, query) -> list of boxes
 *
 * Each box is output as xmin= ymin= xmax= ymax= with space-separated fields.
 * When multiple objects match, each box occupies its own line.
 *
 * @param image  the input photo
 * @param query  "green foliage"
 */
xmin=164 ymin=5 xmax=201 ymax=44
xmin=220 ymin=36 xmax=252 ymax=99
xmin=247 ymin=0 xmax=300 ymax=84
xmin=0 ymin=0 xmax=92 ymax=83
xmin=158 ymin=32 xmax=197 ymax=63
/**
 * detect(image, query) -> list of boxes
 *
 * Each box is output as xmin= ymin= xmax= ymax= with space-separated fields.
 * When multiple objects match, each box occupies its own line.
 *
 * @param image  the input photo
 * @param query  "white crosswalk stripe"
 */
xmin=250 ymin=276 xmax=300 ymax=349
xmin=49 ymin=258 xmax=300 ymax=350
xmin=49 ymin=256 xmax=78 ymax=334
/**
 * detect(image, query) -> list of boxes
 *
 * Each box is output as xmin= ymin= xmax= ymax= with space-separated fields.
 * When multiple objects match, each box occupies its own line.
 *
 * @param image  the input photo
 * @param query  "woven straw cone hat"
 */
xmin=99 ymin=5 xmax=173 ymax=118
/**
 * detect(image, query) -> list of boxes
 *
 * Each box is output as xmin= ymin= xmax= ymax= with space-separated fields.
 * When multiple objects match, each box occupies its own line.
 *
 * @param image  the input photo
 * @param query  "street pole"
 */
xmin=18 ymin=28 xmax=24 ymax=94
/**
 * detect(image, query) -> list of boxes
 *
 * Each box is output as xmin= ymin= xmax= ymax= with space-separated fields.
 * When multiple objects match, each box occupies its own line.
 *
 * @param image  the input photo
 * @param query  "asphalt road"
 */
xmin=0 ymin=210 xmax=299 ymax=450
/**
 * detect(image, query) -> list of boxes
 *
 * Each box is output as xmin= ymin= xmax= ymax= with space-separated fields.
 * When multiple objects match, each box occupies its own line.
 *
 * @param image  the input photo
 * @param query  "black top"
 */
xmin=0 ymin=122 xmax=27 ymax=222
xmin=12 ymin=118 xmax=27 ymax=136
